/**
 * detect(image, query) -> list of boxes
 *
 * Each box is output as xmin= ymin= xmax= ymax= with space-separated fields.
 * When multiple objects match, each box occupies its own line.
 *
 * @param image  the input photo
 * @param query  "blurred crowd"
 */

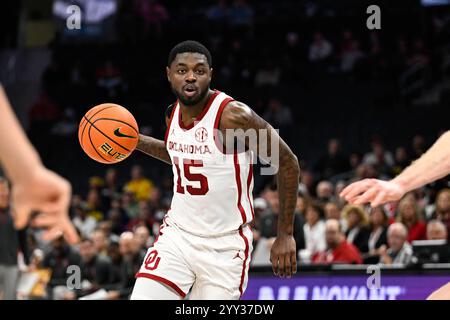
xmin=2 ymin=132 xmax=449 ymax=300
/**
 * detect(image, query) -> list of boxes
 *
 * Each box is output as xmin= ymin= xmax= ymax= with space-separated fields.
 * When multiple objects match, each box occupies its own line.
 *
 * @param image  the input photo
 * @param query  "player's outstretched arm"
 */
xmin=136 ymin=134 xmax=171 ymax=165
xmin=340 ymin=130 xmax=450 ymax=207
xmin=0 ymin=85 xmax=79 ymax=244
xmin=220 ymin=101 xmax=300 ymax=279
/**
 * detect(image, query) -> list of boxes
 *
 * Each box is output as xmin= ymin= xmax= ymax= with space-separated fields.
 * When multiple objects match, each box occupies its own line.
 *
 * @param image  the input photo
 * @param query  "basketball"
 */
xmin=78 ymin=103 xmax=139 ymax=164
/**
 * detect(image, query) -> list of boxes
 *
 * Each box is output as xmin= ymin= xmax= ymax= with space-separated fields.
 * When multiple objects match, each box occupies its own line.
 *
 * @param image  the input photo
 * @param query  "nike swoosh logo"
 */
xmin=114 ymin=128 xmax=136 ymax=139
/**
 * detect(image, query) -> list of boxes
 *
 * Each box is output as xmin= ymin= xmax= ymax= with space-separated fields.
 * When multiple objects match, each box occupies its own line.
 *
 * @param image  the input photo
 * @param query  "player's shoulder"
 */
xmin=220 ymin=100 xmax=253 ymax=129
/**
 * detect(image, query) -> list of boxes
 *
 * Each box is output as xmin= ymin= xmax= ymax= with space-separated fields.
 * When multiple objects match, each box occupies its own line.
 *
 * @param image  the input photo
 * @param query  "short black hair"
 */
xmin=168 ymin=40 xmax=212 ymax=68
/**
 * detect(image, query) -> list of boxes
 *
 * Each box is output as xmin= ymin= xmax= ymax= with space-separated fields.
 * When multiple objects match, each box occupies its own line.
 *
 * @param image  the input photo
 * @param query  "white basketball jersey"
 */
xmin=164 ymin=90 xmax=254 ymax=236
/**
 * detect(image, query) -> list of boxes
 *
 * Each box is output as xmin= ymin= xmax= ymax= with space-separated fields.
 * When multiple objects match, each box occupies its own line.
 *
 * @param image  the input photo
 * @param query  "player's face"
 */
xmin=167 ymin=52 xmax=212 ymax=106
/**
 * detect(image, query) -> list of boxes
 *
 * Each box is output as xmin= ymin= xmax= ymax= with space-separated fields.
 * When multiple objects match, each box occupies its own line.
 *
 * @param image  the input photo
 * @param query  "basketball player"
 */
xmin=0 ymin=85 xmax=79 ymax=244
xmin=130 ymin=41 xmax=300 ymax=299
xmin=340 ymin=130 xmax=450 ymax=300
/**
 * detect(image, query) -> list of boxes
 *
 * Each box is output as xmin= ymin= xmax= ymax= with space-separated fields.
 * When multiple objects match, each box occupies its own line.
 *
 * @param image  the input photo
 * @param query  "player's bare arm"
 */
xmin=340 ymin=130 xmax=450 ymax=207
xmin=220 ymin=100 xmax=300 ymax=278
xmin=136 ymin=116 xmax=172 ymax=165
xmin=0 ymin=85 xmax=79 ymax=244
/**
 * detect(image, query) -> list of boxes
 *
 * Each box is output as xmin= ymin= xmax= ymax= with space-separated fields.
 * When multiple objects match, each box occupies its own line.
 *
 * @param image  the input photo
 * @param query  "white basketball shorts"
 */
xmin=134 ymin=215 xmax=253 ymax=300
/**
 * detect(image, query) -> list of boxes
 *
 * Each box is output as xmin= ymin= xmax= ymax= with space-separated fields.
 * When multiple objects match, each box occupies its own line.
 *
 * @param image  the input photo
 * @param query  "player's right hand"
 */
xmin=270 ymin=234 xmax=297 ymax=278
xmin=340 ymin=178 xmax=406 ymax=207
xmin=11 ymin=166 xmax=80 ymax=244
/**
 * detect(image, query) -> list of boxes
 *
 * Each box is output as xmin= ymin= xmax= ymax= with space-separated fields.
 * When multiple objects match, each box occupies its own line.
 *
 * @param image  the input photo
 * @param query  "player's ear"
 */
xmin=166 ymin=66 xmax=171 ymax=82
xmin=209 ymin=68 xmax=213 ymax=82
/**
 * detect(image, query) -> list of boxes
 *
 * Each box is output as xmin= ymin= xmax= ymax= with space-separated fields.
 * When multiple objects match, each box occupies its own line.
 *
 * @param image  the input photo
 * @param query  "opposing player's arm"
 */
xmin=136 ymin=108 xmax=172 ymax=165
xmin=391 ymin=130 xmax=450 ymax=192
xmin=341 ymin=130 xmax=450 ymax=206
xmin=220 ymin=101 xmax=300 ymax=278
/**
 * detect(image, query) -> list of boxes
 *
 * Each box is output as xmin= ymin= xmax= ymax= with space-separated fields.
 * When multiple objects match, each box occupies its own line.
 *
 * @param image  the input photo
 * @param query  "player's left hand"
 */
xmin=11 ymin=166 xmax=80 ymax=244
xmin=270 ymin=234 xmax=297 ymax=278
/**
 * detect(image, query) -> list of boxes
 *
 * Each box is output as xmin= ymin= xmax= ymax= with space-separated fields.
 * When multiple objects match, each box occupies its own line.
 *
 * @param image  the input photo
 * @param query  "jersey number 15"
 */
xmin=173 ymin=156 xmax=209 ymax=195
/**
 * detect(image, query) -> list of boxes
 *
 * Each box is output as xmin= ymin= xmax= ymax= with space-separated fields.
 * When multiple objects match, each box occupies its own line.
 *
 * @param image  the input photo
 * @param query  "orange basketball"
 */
xmin=78 ymin=103 xmax=139 ymax=164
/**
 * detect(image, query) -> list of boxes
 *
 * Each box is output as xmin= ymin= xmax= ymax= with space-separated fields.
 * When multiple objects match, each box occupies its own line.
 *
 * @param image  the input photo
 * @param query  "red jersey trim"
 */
xmin=135 ymin=273 xmax=186 ymax=298
xmin=238 ymin=226 xmax=250 ymax=298
xmin=178 ymin=90 xmax=220 ymax=130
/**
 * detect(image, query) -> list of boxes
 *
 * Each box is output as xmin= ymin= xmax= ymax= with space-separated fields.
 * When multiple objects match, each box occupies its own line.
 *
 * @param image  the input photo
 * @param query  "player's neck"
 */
xmin=179 ymin=89 xmax=214 ymax=125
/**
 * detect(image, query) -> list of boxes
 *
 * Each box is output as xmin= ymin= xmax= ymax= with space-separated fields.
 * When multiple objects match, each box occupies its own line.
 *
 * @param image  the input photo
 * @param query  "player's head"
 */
xmin=167 ymin=40 xmax=213 ymax=106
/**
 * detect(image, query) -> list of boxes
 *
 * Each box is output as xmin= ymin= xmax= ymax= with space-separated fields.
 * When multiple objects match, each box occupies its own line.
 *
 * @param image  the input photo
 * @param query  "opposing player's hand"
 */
xmin=11 ymin=166 xmax=79 ymax=244
xmin=270 ymin=234 xmax=297 ymax=278
xmin=340 ymin=178 xmax=406 ymax=207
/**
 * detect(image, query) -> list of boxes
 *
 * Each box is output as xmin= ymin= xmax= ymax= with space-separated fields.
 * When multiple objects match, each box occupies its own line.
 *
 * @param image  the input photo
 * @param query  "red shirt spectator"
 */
xmin=312 ymin=240 xmax=363 ymax=264
xmin=407 ymin=221 xmax=426 ymax=243
xmin=397 ymin=195 xmax=426 ymax=242
xmin=312 ymin=219 xmax=363 ymax=264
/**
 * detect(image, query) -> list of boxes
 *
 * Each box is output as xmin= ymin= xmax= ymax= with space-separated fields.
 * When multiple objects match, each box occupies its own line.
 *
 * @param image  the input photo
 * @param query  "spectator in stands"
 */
xmin=63 ymin=238 xmax=114 ymax=299
xmin=324 ymin=201 xmax=347 ymax=231
xmin=86 ymin=188 xmax=104 ymax=221
xmin=122 ymin=189 xmax=140 ymax=219
xmin=259 ymin=187 xmax=304 ymax=255
xmin=342 ymin=204 xmax=370 ymax=254
xmin=124 ymin=165 xmax=154 ymax=202
xmin=254 ymin=60 xmax=282 ymax=87
xmin=127 ymin=200 xmax=155 ymax=232
xmin=206 ymin=0 xmax=229 ymax=22
xmin=0 ymin=177 xmax=27 ymax=300
xmin=29 ymin=92 xmax=61 ymax=130
xmin=91 ymin=229 xmax=110 ymax=257
xmin=312 ymin=219 xmax=363 ymax=264
xmin=314 ymin=138 xmax=350 ymax=181
xmin=392 ymin=146 xmax=410 ymax=176
xmin=363 ymin=206 xmax=388 ymax=263
xmin=106 ymin=242 xmax=122 ymax=285
xmin=411 ymin=135 xmax=427 ymax=159
xmin=397 ymin=195 xmax=427 ymax=242
xmin=229 ymin=0 xmax=254 ymax=28
xmin=133 ymin=0 xmax=169 ymax=37
xmin=98 ymin=221 xmax=120 ymax=245
xmin=316 ymin=180 xmax=334 ymax=203
xmin=72 ymin=203 xmax=97 ymax=239
xmin=43 ymin=236 xmax=82 ymax=299
xmin=51 ymin=108 xmax=77 ymax=137
xmin=134 ymin=225 xmax=153 ymax=256
xmin=378 ymin=222 xmax=413 ymax=266
xmin=299 ymin=202 xmax=326 ymax=263
xmin=250 ymin=197 xmax=268 ymax=247
xmin=362 ymin=138 xmax=394 ymax=173
xmin=308 ymin=32 xmax=333 ymax=64
xmin=432 ymin=189 xmax=450 ymax=240
xmin=427 ymin=220 xmax=448 ymax=240
xmin=107 ymin=198 xmax=129 ymax=236
xmin=101 ymin=168 xmax=122 ymax=212
xmin=338 ymin=30 xmax=364 ymax=73
xmin=262 ymin=98 xmax=293 ymax=137
xmin=407 ymin=38 xmax=430 ymax=67
xmin=95 ymin=60 xmax=123 ymax=98
xmin=104 ymin=232 xmax=145 ymax=299
xmin=299 ymin=170 xmax=314 ymax=196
